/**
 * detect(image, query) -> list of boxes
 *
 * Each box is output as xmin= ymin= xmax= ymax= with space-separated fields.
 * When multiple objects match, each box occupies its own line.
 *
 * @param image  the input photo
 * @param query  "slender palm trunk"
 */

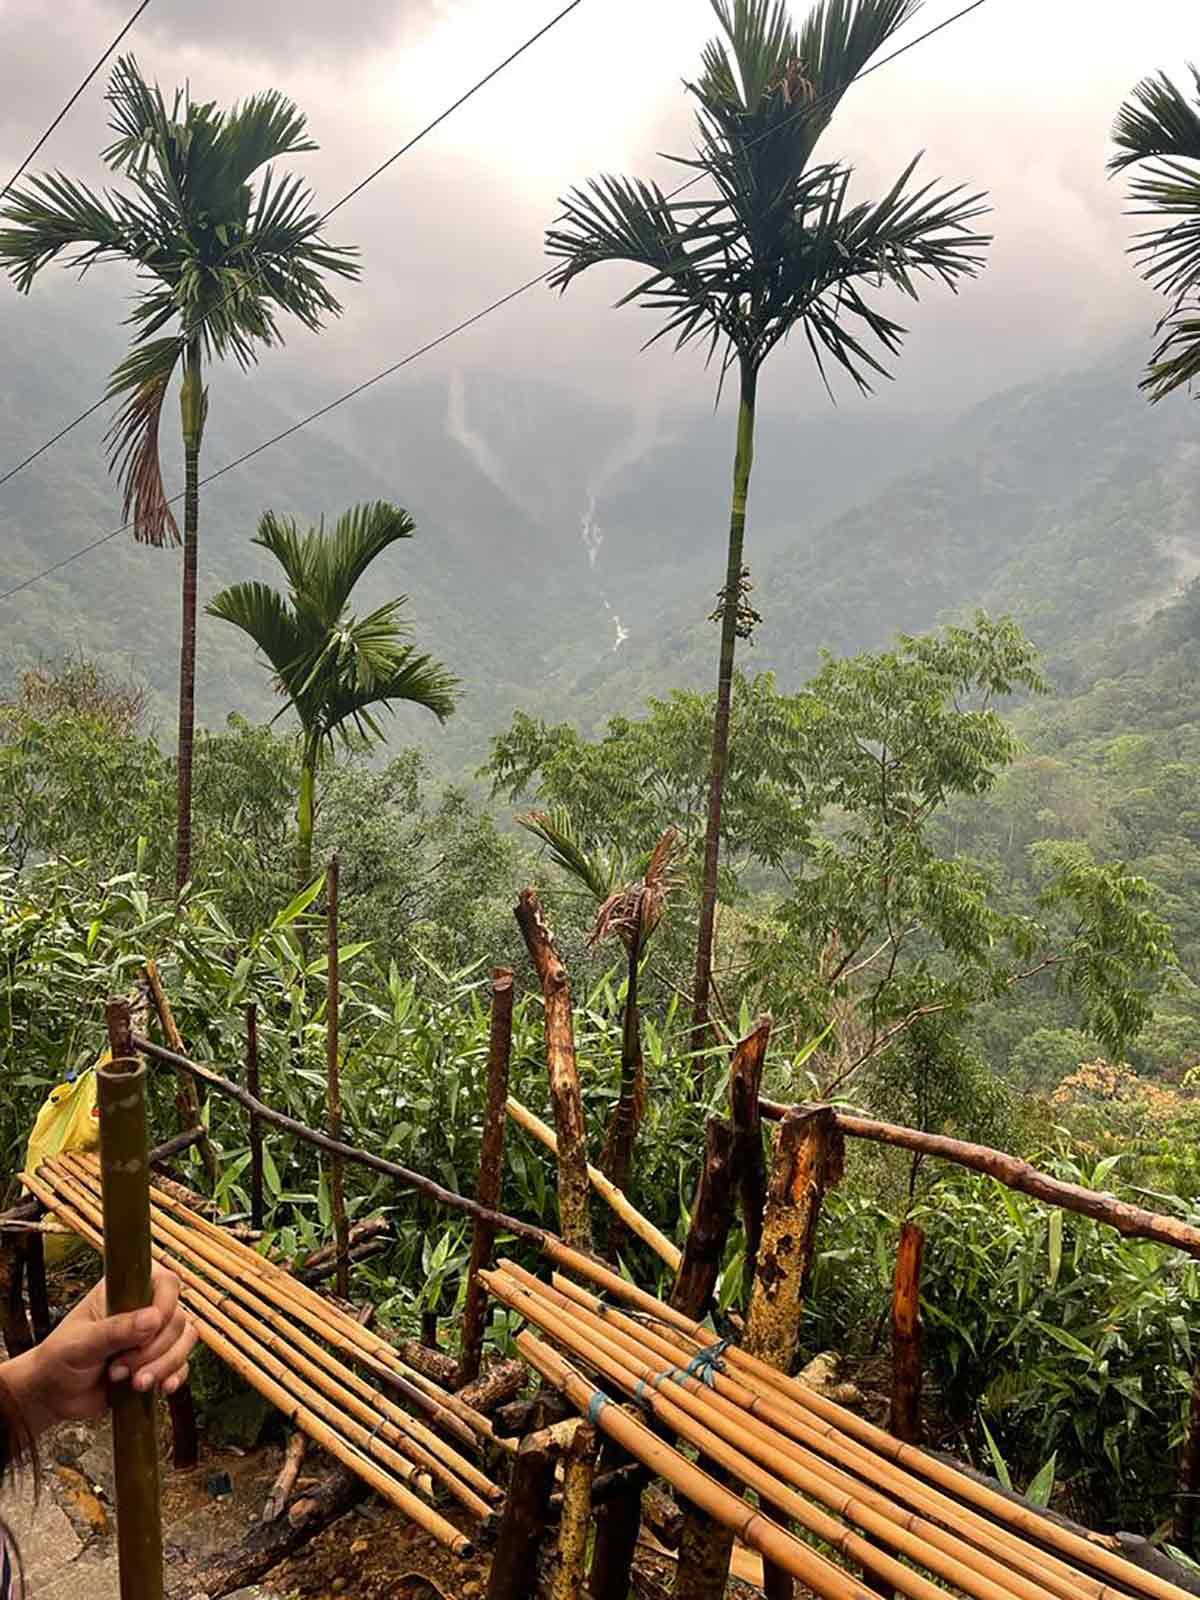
xmin=175 ymin=338 xmax=204 ymax=894
xmin=690 ymin=359 xmax=758 ymax=1089
xmin=297 ymin=730 xmax=320 ymax=887
xmin=601 ymin=915 xmax=645 ymax=1259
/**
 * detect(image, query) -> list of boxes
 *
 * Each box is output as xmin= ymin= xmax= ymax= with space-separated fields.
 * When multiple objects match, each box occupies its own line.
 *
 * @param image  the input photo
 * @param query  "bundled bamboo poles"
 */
xmin=531 ymin=1243 xmax=1196 ymax=1600
xmin=25 ymin=1155 xmax=499 ymax=1558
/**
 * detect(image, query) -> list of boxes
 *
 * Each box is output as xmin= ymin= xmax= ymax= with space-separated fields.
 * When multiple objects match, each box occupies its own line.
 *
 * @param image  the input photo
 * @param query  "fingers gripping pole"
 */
xmin=100 ymin=1003 xmax=164 ymax=1600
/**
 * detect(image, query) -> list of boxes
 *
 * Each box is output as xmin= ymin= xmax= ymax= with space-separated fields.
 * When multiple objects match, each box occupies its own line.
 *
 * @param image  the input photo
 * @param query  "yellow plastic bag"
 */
xmin=25 ymin=1056 xmax=104 ymax=1262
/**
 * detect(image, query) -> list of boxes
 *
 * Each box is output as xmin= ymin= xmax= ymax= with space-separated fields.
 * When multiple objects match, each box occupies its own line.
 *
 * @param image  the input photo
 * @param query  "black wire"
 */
xmin=0 ymin=0 xmax=993 ymax=604
xmin=0 ymin=0 xmax=153 ymax=204
xmin=0 ymin=0 xmax=589 ymax=495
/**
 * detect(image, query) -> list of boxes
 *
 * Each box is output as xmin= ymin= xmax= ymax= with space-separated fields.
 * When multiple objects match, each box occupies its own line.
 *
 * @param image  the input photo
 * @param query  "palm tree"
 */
xmin=545 ymin=0 xmax=989 ymax=1071
xmin=1111 ymin=68 xmax=1200 ymax=401
xmin=207 ymin=502 xmax=459 ymax=886
xmin=519 ymin=808 xmax=679 ymax=1248
xmin=0 ymin=56 xmax=358 ymax=891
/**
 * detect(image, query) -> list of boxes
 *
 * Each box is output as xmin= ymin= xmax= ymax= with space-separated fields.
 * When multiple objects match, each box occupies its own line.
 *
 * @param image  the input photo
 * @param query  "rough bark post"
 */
xmin=0 ymin=1243 xmax=32 ymax=1357
xmin=670 ymin=1118 xmax=736 ymax=1322
xmin=420 ymin=1310 xmax=439 ymax=1350
xmin=590 ymin=1439 xmax=645 ymax=1600
xmin=602 ymin=910 xmax=645 ymax=1262
xmin=245 ymin=1001 xmax=265 ymax=1231
xmin=890 ymin=1221 xmax=925 ymax=1446
xmin=514 ymin=888 xmax=592 ymax=1251
xmin=485 ymin=1429 xmax=558 ymax=1600
xmin=740 ymin=1106 xmax=844 ymax=1600
xmin=552 ymin=1422 xmax=598 ymax=1600
xmin=144 ymin=959 xmax=218 ymax=1189
xmin=24 ymin=1233 xmax=50 ymax=1343
xmin=175 ymin=335 xmax=203 ymax=896
xmin=1179 ymin=1363 xmax=1200 ymax=1552
xmin=326 ymin=853 xmax=350 ymax=1300
xmin=101 ymin=1000 xmax=164 ymax=1600
xmin=670 ymin=1118 xmax=739 ymax=1600
xmin=263 ymin=1432 xmax=308 ymax=1524
xmin=729 ymin=1014 xmax=771 ymax=1291
xmin=459 ymin=967 xmax=515 ymax=1386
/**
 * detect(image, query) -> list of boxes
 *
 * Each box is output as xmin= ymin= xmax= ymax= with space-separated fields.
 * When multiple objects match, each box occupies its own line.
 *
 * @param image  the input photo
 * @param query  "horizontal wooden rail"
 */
xmin=131 ymin=1034 xmax=547 ymax=1246
xmin=760 ymin=1100 xmax=1200 ymax=1260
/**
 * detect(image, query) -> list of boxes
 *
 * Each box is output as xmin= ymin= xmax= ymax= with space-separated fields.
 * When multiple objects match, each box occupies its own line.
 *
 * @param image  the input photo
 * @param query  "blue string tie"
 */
xmin=683 ymin=1337 xmax=730 ymax=1388
xmin=587 ymin=1390 xmax=609 ymax=1425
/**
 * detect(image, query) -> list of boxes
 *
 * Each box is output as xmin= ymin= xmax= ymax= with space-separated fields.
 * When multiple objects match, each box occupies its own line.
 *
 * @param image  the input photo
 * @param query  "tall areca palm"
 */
xmin=207 ymin=502 xmax=459 ymax=886
xmin=545 ymin=0 xmax=989 ymax=1070
xmin=0 ymin=55 xmax=358 ymax=890
xmin=1111 ymin=68 xmax=1200 ymax=402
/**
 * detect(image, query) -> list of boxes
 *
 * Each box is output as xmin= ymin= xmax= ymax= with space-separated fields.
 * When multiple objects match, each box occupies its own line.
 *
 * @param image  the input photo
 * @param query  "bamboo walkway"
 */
xmin=23 ymin=1153 xmax=502 ymax=1557
xmin=485 ymin=1257 xmax=1197 ymax=1600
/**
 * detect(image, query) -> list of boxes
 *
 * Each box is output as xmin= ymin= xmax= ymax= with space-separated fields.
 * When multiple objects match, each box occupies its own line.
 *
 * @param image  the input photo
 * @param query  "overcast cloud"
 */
xmin=1 ymin=0 xmax=1196 ymax=429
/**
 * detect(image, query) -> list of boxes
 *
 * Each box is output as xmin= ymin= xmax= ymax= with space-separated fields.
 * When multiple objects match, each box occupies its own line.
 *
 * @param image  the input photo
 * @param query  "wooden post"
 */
xmin=729 ymin=1015 xmax=771 ymax=1290
xmin=246 ymin=1002 xmax=264 ymax=1232
xmin=485 ymin=1429 xmax=557 ymax=1600
xmin=671 ymin=1118 xmax=736 ymax=1320
xmin=514 ymin=888 xmax=592 ymax=1251
xmin=552 ymin=1422 xmax=598 ymax=1600
xmin=890 ymin=1221 xmax=925 ymax=1445
xmin=741 ymin=1105 xmax=844 ymax=1600
xmin=459 ymin=967 xmax=515 ymax=1387
xmin=1179 ymin=1362 xmax=1200 ymax=1552
xmin=670 ymin=1118 xmax=739 ymax=1600
xmin=101 ymin=999 xmax=164 ymax=1600
xmin=144 ymin=960 xmax=219 ymax=1189
xmin=0 ymin=1242 xmax=32 ymax=1357
xmin=590 ymin=1439 xmax=645 ymax=1600
xmin=326 ymin=854 xmax=350 ymax=1301
xmin=24 ymin=1233 xmax=51 ymax=1343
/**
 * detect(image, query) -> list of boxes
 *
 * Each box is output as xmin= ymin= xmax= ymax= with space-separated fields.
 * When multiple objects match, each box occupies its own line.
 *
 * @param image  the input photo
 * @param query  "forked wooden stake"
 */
xmin=101 ymin=999 xmax=164 ymax=1600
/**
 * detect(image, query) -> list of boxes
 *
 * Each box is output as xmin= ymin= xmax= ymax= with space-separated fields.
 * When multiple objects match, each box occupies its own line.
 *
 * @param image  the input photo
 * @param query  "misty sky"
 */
xmin=0 ymin=0 xmax=1197 ymax=431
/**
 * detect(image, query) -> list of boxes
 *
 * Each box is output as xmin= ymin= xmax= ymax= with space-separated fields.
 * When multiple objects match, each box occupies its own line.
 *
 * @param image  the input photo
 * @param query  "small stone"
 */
xmin=332 ymin=1580 xmax=348 ymax=1594
xmin=351 ymin=1538 xmax=369 ymax=1555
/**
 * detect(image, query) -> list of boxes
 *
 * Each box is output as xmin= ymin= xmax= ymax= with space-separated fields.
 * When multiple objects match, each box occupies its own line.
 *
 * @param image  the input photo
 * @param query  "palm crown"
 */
xmin=208 ymin=502 xmax=459 ymax=884
xmin=0 ymin=55 xmax=358 ymax=545
xmin=546 ymin=0 xmax=990 ymax=391
xmin=1111 ymin=67 xmax=1200 ymax=401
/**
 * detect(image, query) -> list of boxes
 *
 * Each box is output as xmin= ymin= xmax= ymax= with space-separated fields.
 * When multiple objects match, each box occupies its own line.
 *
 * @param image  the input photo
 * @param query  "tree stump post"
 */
xmin=24 ymin=1232 xmax=51 ymax=1344
xmin=459 ymin=967 xmax=515 ymax=1386
xmin=890 ymin=1221 xmax=925 ymax=1445
xmin=741 ymin=1106 xmax=844 ymax=1600
xmin=670 ymin=1117 xmax=739 ymax=1600
xmin=552 ymin=1422 xmax=598 ymax=1600
xmin=729 ymin=1014 xmax=771 ymax=1291
xmin=0 ymin=1241 xmax=33 ymax=1357
xmin=485 ymin=1428 xmax=558 ymax=1600
xmin=515 ymin=888 xmax=592 ymax=1251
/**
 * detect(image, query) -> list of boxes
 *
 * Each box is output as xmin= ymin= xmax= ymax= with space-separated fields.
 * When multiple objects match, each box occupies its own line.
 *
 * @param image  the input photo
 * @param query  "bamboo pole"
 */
xmin=144 ymin=960 xmax=219 ymax=1189
xmin=516 ymin=1330 xmax=877 ymax=1600
xmin=99 ymin=1001 xmax=164 ymax=1600
xmin=325 ymin=854 xmax=350 ymax=1300
xmin=542 ymin=1243 xmax=1190 ymax=1600
xmin=491 ymin=1267 xmax=1049 ymax=1600
xmin=460 ymin=968 xmax=515 ymax=1388
xmin=552 ymin=1422 xmax=598 ymax=1600
xmin=514 ymin=887 xmax=593 ymax=1251
xmin=759 ymin=1101 xmax=1200 ymax=1260
xmin=507 ymin=1095 xmax=680 ymax=1271
xmin=495 ymin=1266 xmax=1092 ymax=1600
xmin=130 ymin=1033 xmax=548 ymax=1247
xmin=245 ymin=1002 xmax=264 ymax=1231
xmin=52 ymin=1156 xmax=497 ymax=1512
xmin=890 ymin=1223 xmax=924 ymax=1445
xmin=729 ymin=1015 xmax=771 ymax=1288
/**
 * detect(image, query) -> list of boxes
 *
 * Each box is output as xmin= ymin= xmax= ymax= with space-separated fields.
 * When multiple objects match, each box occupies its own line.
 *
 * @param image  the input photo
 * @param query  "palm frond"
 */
xmin=518 ymin=808 xmax=616 ymax=900
xmin=590 ymin=826 xmax=684 ymax=949
xmin=205 ymin=580 xmax=309 ymax=690
xmin=0 ymin=171 xmax=133 ymax=290
xmin=217 ymin=90 xmax=318 ymax=188
xmin=315 ymin=502 xmax=416 ymax=618
xmin=320 ymin=645 xmax=459 ymax=740
xmin=103 ymin=336 xmax=185 ymax=546
xmin=1110 ymin=67 xmax=1200 ymax=172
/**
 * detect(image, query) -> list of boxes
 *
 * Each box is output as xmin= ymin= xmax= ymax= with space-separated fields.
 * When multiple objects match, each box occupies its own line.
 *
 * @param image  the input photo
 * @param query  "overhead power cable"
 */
xmin=0 ymin=0 xmax=992 ymax=606
xmin=0 ymin=0 xmax=588 ymax=494
xmin=0 ymin=0 xmax=153 ymax=205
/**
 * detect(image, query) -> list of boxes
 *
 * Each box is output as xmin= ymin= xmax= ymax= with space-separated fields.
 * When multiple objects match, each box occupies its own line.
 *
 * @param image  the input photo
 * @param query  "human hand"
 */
xmin=4 ymin=1265 xmax=197 ymax=1434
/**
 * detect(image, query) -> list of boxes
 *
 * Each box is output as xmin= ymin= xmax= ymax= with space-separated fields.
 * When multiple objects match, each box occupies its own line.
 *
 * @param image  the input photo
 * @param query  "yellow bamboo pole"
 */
xmin=22 ymin=1169 xmax=473 ymax=1557
xmin=54 ymin=1156 xmax=498 ymax=1512
xmin=506 ymin=1096 xmax=680 ymax=1270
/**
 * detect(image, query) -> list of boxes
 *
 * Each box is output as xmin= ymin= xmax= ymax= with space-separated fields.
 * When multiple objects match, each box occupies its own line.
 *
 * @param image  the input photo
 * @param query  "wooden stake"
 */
xmin=326 ymin=853 xmax=349 ymax=1301
xmin=552 ymin=1421 xmax=597 ymax=1600
xmin=514 ymin=888 xmax=592 ymax=1251
xmin=246 ymin=1001 xmax=264 ymax=1232
xmin=0 ymin=1241 xmax=32 ymax=1358
xmin=263 ymin=1432 xmax=308 ymax=1523
xmin=485 ymin=1428 xmax=558 ymax=1600
xmin=460 ymin=968 xmax=515 ymax=1387
xmin=24 ymin=1232 xmax=50 ymax=1343
xmin=1178 ymin=1361 xmax=1200 ymax=1552
xmin=100 ymin=1000 xmax=164 ymax=1600
xmin=890 ymin=1222 xmax=924 ymax=1445
xmin=144 ymin=960 xmax=218 ymax=1189
xmin=729 ymin=1015 xmax=771 ymax=1289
